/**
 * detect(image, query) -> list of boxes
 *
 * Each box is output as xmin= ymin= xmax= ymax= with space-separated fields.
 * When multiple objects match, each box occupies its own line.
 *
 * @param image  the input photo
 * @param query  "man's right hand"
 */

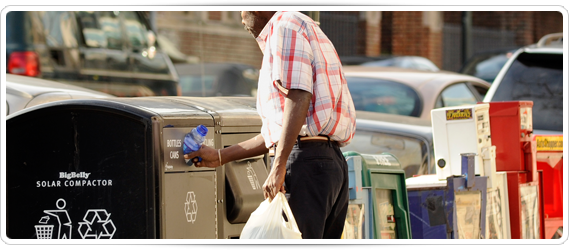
xmin=184 ymin=145 xmax=221 ymax=168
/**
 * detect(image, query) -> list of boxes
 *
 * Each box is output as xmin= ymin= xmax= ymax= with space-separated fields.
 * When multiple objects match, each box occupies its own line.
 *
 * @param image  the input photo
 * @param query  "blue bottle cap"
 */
xmin=196 ymin=125 xmax=208 ymax=136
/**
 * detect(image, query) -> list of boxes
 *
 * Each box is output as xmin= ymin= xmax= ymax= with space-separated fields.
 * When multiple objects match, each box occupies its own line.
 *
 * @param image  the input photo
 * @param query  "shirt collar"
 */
xmin=255 ymin=11 xmax=283 ymax=52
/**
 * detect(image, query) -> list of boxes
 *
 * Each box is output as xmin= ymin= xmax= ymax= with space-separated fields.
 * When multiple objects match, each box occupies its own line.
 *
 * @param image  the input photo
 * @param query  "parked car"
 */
xmin=6 ymin=11 xmax=180 ymax=97
xmin=483 ymin=32 xmax=563 ymax=134
xmin=175 ymin=63 xmax=259 ymax=97
xmin=341 ymin=110 xmax=435 ymax=178
xmin=340 ymin=55 xmax=440 ymax=72
xmin=5 ymin=73 xmax=113 ymax=116
xmin=459 ymin=48 xmax=517 ymax=83
xmin=343 ymin=66 xmax=491 ymax=121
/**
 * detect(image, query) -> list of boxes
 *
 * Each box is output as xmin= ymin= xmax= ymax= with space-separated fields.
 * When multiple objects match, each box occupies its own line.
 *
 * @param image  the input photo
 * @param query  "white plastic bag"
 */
xmin=240 ymin=192 xmax=302 ymax=239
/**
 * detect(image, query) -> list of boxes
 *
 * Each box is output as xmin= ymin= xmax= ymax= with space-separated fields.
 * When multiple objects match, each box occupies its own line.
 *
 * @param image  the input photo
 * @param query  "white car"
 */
xmin=5 ymin=74 xmax=114 ymax=116
xmin=483 ymin=32 xmax=563 ymax=134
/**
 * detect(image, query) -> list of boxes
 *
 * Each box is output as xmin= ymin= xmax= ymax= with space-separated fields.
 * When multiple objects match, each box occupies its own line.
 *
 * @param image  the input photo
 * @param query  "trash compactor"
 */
xmin=6 ymin=96 xmax=270 ymax=239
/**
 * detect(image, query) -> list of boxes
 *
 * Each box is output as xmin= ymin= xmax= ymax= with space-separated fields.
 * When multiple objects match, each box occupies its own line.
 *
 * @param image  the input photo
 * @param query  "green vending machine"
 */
xmin=343 ymin=151 xmax=412 ymax=239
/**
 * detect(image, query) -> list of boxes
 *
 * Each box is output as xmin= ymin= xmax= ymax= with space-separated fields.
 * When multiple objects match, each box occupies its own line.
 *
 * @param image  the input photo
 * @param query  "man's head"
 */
xmin=241 ymin=11 xmax=276 ymax=38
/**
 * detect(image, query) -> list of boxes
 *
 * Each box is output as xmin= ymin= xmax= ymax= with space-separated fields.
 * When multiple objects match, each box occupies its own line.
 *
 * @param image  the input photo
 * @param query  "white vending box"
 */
xmin=431 ymin=104 xmax=497 ymax=187
xmin=485 ymin=172 xmax=511 ymax=239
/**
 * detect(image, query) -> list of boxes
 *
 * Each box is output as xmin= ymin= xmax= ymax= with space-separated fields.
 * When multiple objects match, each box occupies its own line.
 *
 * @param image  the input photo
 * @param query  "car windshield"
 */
xmin=491 ymin=52 xmax=563 ymax=131
xmin=346 ymin=76 xmax=421 ymax=117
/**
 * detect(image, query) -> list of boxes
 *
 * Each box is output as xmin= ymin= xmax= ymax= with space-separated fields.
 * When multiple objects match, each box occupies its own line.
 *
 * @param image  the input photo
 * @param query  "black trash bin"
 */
xmin=6 ymin=96 xmax=268 ymax=239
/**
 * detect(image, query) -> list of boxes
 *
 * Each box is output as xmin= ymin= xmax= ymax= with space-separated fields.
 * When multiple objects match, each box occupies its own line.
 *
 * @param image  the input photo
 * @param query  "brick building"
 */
xmin=153 ymin=11 xmax=563 ymax=72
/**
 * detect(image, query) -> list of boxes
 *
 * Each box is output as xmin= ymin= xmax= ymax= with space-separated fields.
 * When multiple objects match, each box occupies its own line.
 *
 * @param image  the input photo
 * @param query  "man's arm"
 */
xmin=263 ymin=84 xmax=312 ymax=201
xmin=185 ymin=133 xmax=269 ymax=168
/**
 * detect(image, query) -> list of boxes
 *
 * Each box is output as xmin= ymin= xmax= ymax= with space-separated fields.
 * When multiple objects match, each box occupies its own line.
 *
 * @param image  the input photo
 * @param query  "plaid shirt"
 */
xmin=255 ymin=11 xmax=356 ymax=148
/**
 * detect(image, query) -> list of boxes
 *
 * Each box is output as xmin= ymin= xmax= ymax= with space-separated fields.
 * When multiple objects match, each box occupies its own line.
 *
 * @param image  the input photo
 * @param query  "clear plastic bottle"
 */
xmin=183 ymin=125 xmax=208 ymax=164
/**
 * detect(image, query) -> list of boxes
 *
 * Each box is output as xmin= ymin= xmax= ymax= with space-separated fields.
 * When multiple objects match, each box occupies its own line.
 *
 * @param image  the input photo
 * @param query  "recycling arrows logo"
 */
xmin=78 ymin=209 xmax=116 ymax=239
xmin=184 ymin=191 xmax=198 ymax=223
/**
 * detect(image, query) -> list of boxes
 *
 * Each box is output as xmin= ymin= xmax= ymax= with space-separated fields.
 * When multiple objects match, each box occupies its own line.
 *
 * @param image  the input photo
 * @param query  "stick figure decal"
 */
xmin=35 ymin=199 xmax=72 ymax=239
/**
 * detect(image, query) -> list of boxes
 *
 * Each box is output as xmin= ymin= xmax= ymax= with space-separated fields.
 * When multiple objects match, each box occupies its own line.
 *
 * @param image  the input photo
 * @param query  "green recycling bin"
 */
xmin=343 ymin=151 xmax=412 ymax=239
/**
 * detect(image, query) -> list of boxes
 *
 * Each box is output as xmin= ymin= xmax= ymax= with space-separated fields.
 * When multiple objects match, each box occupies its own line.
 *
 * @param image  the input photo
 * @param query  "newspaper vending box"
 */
xmin=431 ymin=104 xmax=497 ymax=187
xmin=485 ymin=101 xmax=545 ymax=239
xmin=406 ymin=154 xmax=488 ymax=239
xmin=533 ymin=134 xmax=563 ymax=239
xmin=342 ymin=152 xmax=411 ymax=239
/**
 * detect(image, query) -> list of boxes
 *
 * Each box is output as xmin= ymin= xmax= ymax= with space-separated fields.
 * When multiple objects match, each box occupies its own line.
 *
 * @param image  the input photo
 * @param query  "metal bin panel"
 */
xmin=162 ymin=171 xmax=217 ymax=239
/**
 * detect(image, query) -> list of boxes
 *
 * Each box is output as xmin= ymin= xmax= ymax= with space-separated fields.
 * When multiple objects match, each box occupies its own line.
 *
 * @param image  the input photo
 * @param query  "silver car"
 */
xmin=5 ymin=74 xmax=114 ymax=116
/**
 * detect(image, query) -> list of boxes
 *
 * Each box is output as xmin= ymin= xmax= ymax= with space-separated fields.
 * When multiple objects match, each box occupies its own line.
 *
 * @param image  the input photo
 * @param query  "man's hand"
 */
xmin=184 ymin=145 xmax=220 ymax=168
xmin=263 ymin=162 xmax=286 ymax=202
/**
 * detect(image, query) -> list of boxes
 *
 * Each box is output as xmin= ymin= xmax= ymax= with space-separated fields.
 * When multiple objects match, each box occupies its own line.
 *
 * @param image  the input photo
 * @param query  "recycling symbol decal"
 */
xmin=184 ymin=191 xmax=198 ymax=223
xmin=78 ymin=209 xmax=116 ymax=239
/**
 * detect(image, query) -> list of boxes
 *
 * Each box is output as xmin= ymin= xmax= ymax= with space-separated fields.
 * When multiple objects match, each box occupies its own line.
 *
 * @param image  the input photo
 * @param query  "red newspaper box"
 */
xmin=534 ymin=134 xmax=563 ymax=239
xmin=485 ymin=101 xmax=545 ymax=239
xmin=486 ymin=101 xmax=537 ymax=182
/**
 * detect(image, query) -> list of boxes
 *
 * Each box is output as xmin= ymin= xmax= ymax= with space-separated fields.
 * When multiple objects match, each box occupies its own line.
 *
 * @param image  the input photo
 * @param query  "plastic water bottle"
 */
xmin=183 ymin=125 xmax=208 ymax=164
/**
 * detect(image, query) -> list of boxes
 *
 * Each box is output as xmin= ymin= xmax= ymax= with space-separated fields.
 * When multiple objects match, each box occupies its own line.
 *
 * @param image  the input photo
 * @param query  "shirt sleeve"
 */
xmin=269 ymin=22 xmax=314 ymax=94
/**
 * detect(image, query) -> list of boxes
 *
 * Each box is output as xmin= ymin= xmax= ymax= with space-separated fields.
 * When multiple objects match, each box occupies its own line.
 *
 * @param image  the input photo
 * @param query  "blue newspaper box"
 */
xmin=406 ymin=153 xmax=488 ymax=239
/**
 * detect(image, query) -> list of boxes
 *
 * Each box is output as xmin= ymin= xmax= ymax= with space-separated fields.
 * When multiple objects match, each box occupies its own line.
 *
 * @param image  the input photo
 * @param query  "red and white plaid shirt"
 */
xmin=255 ymin=11 xmax=356 ymax=148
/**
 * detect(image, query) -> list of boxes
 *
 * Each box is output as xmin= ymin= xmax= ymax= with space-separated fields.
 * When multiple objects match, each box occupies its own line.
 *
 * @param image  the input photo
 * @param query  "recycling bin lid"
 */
xmin=6 ymin=97 xmax=214 ymax=121
xmin=168 ymin=97 xmax=261 ymax=127
xmin=7 ymin=97 xmax=262 ymax=126
xmin=405 ymin=174 xmax=446 ymax=189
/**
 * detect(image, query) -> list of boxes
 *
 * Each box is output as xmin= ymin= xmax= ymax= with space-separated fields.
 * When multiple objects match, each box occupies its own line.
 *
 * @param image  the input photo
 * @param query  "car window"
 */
xmin=341 ymin=130 xmax=432 ymax=178
xmin=122 ymin=11 xmax=149 ymax=48
xmin=37 ymin=11 xmax=80 ymax=48
xmin=346 ymin=76 xmax=421 ymax=117
xmin=435 ymin=83 xmax=478 ymax=108
xmin=491 ymin=52 xmax=563 ymax=131
xmin=76 ymin=11 xmax=124 ymax=49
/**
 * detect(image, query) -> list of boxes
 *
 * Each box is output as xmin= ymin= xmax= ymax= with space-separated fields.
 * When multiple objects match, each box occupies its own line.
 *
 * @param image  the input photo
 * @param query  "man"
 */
xmin=185 ymin=11 xmax=356 ymax=239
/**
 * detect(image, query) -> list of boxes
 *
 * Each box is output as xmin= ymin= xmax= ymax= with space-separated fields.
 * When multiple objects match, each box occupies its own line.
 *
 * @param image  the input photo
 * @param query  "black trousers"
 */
xmin=282 ymin=139 xmax=349 ymax=239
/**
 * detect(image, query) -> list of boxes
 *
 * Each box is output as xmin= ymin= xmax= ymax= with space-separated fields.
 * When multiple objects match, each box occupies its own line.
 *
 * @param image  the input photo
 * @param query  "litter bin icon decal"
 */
xmin=35 ymin=199 xmax=72 ymax=239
